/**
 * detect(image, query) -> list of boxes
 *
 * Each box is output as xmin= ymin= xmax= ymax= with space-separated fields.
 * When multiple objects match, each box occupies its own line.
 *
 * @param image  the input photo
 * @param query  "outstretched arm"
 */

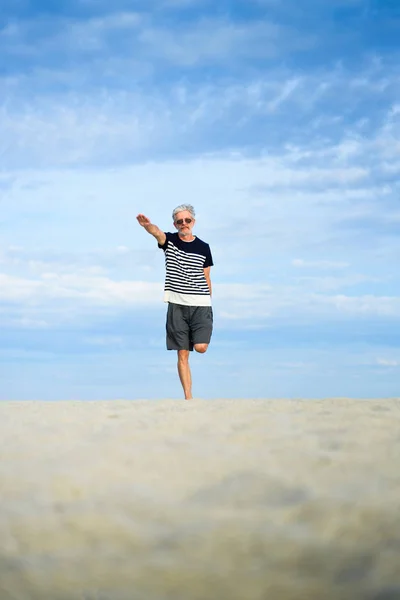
xmin=136 ymin=214 xmax=166 ymax=246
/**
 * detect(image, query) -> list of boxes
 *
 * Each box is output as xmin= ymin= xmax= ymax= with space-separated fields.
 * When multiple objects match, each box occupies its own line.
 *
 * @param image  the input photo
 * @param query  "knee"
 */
xmin=194 ymin=344 xmax=208 ymax=354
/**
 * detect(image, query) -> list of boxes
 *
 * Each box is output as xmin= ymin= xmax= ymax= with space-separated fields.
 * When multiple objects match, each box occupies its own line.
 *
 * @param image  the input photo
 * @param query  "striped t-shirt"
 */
xmin=158 ymin=232 xmax=214 ymax=306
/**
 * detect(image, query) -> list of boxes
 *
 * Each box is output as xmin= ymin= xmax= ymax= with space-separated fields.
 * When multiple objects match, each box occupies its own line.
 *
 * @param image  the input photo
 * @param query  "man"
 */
xmin=136 ymin=204 xmax=213 ymax=400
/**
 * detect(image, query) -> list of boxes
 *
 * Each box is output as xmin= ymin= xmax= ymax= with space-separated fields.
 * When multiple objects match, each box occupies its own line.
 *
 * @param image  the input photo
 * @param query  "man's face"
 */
xmin=173 ymin=211 xmax=195 ymax=236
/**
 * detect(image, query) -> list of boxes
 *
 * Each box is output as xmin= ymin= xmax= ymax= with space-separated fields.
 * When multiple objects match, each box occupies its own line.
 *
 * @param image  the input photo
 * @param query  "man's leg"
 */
xmin=177 ymin=350 xmax=192 ymax=400
xmin=191 ymin=307 xmax=213 ymax=355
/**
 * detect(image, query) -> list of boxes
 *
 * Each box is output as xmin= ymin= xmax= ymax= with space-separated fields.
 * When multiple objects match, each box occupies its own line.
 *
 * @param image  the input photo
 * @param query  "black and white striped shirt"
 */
xmin=158 ymin=232 xmax=213 ymax=306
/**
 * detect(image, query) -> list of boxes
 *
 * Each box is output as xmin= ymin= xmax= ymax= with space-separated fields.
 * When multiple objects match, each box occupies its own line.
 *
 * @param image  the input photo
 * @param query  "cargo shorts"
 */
xmin=166 ymin=303 xmax=213 ymax=351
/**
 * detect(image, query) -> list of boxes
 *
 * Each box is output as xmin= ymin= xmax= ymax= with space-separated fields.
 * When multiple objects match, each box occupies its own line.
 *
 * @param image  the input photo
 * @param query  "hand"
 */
xmin=136 ymin=214 xmax=151 ymax=227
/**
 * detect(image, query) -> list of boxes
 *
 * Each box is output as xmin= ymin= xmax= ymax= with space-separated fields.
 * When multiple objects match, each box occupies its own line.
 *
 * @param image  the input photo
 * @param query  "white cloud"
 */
xmin=293 ymin=274 xmax=380 ymax=292
xmin=1 ymin=256 xmax=398 ymax=330
xmin=0 ymin=272 xmax=163 ymax=306
xmin=137 ymin=19 xmax=296 ymax=66
xmin=267 ymin=78 xmax=301 ymax=111
xmin=1 ymin=10 xmax=316 ymax=71
xmin=292 ymin=259 xmax=349 ymax=270
xmin=215 ymin=279 xmax=400 ymax=323
xmin=377 ymin=358 xmax=400 ymax=367
xmin=327 ymin=295 xmax=400 ymax=317
xmin=1 ymin=57 xmax=398 ymax=175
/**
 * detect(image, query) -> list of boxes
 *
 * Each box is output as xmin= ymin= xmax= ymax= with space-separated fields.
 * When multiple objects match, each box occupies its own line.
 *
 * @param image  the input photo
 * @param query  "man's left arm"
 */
xmin=204 ymin=266 xmax=212 ymax=296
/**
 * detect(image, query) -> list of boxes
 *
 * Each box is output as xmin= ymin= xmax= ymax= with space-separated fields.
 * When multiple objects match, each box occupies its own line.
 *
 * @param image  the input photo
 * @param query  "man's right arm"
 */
xmin=136 ymin=214 xmax=166 ymax=246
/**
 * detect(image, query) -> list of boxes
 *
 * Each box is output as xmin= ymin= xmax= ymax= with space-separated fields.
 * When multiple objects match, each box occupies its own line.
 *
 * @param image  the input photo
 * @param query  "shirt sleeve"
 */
xmin=204 ymin=244 xmax=214 ymax=268
xmin=158 ymin=232 xmax=169 ymax=250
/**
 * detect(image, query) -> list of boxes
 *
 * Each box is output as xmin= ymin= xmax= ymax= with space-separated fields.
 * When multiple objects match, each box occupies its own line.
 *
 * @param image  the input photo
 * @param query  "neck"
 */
xmin=178 ymin=232 xmax=195 ymax=241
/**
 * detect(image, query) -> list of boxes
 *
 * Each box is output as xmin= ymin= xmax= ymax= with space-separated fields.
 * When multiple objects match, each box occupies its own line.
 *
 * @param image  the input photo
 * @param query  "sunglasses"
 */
xmin=175 ymin=218 xmax=193 ymax=225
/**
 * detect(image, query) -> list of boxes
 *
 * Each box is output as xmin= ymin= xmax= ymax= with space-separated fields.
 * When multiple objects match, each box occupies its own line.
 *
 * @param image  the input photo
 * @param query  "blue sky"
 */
xmin=1 ymin=0 xmax=400 ymax=399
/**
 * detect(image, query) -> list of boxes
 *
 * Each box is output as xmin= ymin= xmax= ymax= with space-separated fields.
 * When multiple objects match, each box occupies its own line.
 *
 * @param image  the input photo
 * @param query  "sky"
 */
xmin=1 ymin=0 xmax=400 ymax=400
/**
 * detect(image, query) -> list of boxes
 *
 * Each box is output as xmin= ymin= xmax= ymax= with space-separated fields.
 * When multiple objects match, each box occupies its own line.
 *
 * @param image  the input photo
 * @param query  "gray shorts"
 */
xmin=166 ymin=303 xmax=213 ymax=351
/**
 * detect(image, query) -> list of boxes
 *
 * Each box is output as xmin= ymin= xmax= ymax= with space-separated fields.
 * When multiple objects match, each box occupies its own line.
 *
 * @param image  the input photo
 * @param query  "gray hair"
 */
xmin=172 ymin=204 xmax=196 ymax=221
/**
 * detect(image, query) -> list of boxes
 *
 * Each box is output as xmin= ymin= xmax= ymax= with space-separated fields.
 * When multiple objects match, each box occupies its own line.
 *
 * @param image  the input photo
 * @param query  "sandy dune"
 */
xmin=0 ymin=398 xmax=399 ymax=600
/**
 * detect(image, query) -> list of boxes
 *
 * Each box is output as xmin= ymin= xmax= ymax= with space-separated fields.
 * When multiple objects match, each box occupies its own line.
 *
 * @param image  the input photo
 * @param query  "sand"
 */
xmin=0 ymin=398 xmax=399 ymax=600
